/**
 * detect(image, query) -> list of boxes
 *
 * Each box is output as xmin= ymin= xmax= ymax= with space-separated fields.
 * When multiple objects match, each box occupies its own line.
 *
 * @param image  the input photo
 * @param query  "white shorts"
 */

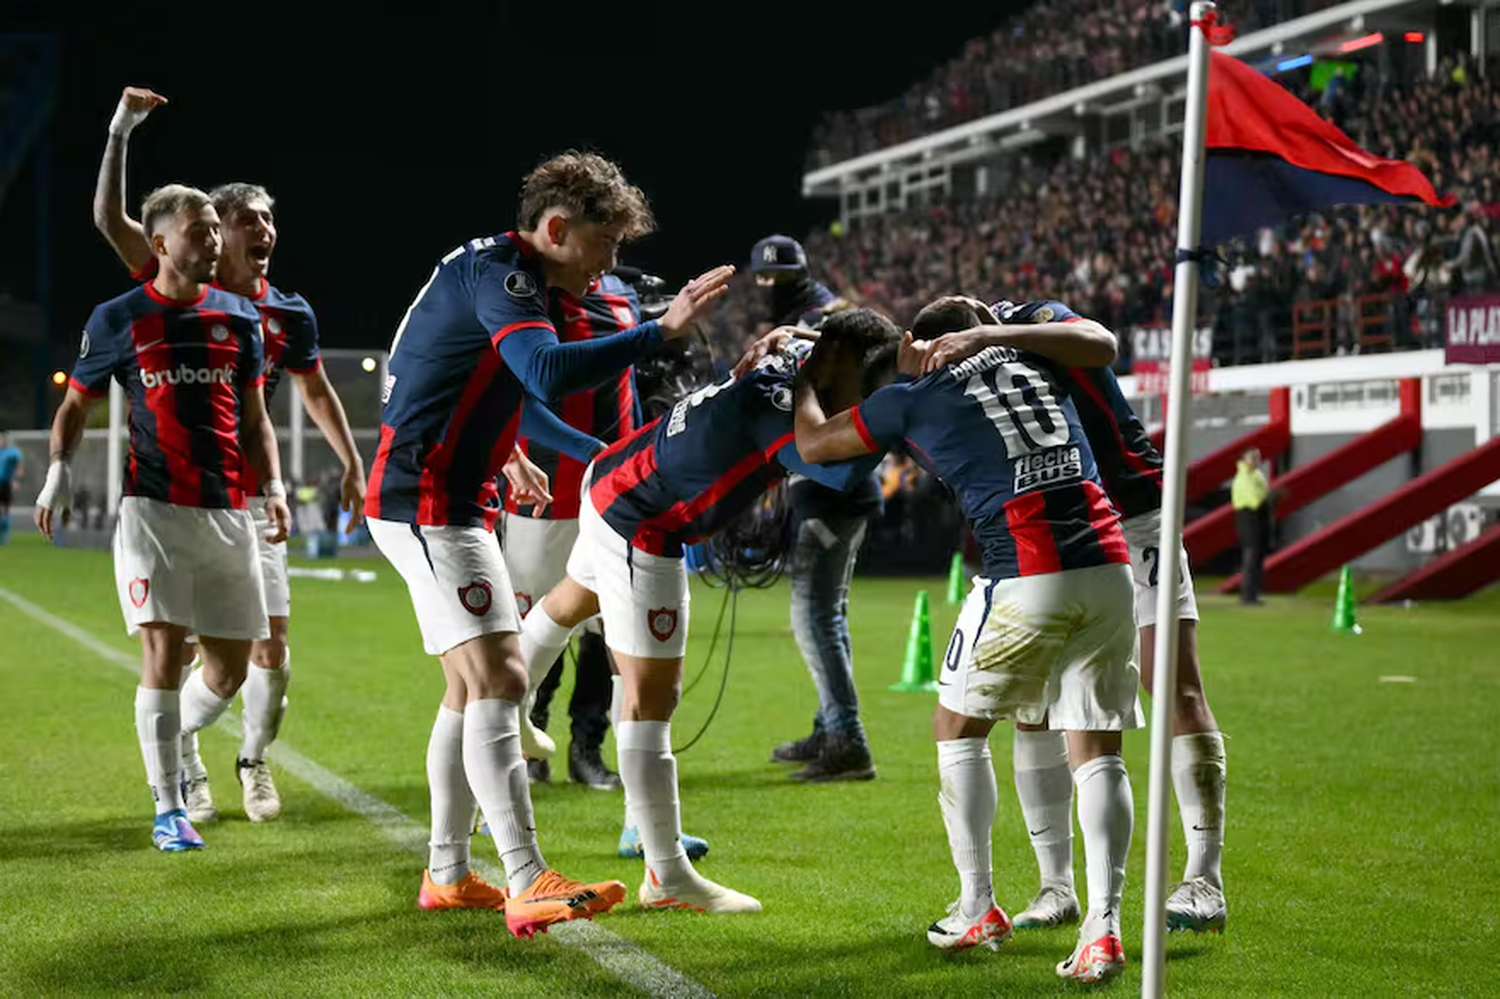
xmin=566 ymin=466 xmax=689 ymax=660
xmin=113 ymin=497 xmax=268 ymax=641
xmin=1121 ymin=510 xmax=1200 ymax=628
xmin=249 ymin=497 xmax=291 ymax=618
xmin=368 ymin=518 xmax=521 ymax=656
xmin=938 ymin=563 xmax=1142 ymax=730
xmin=500 ymin=511 xmax=604 ymax=635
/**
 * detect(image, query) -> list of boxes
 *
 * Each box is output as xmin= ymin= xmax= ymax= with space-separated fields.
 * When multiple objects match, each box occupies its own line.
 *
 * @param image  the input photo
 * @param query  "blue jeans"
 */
xmin=789 ymin=511 xmax=868 ymax=740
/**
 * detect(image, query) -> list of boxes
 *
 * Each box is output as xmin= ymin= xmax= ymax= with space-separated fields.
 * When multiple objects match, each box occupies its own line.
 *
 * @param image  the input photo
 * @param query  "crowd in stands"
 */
xmin=707 ymin=56 xmax=1499 ymax=370
xmin=806 ymin=0 xmax=1344 ymax=169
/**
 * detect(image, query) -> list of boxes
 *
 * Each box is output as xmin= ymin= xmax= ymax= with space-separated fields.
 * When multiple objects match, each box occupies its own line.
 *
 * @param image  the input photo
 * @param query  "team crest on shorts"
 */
xmin=458 ymin=580 xmax=493 ymax=616
xmin=514 ymin=591 xmax=533 ymax=617
xmin=210 ymin=324 xmax=229 ymax=343
xmin=128 ymin=578 xmax=149 ymax=608
xmin=647 ymin=607 xmax=678 ymax=642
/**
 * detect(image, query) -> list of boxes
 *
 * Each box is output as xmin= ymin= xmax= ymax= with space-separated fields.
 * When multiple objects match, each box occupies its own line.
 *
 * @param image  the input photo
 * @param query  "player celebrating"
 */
xmin=364 ymin=149 xmax=733 ymax=937
xmin=793 ymin=299 xmax=1138 ymax=984
xmin=0 ymin=431 xmax=23 ymax=545
xmin=91 ymin=86 xmax=367 ymax=825
xmin=922 ymin=298 xmax=1228 ymax=935
xmin=35 ymin=184 xmax=290 ymax=852
xmin=516 ymin=310 xmax=898 ymax=915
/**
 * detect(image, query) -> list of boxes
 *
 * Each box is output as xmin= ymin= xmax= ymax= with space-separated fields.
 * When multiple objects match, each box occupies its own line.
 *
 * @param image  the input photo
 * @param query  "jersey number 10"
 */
xmin=963 ymin=362 xmax=1069 ymax=459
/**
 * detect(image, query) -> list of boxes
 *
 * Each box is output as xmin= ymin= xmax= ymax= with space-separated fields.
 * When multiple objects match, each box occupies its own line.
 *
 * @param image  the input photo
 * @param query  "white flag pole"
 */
xmin=1142 ymin=3 xmax=1214 ymax=996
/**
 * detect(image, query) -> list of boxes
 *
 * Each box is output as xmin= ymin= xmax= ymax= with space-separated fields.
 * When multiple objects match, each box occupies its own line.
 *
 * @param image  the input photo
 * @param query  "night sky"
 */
xmin=1 ymin=2 xmax=1024 ymax=354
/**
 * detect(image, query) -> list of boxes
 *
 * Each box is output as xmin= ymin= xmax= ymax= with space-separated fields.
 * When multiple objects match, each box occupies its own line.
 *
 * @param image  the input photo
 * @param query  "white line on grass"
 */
xmin=0 ymin=585 xmax=714 ymax=999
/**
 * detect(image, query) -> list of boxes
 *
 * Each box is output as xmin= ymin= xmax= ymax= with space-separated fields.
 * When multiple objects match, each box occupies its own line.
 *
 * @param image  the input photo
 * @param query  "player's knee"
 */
xmin=251 ymin=637 xmax=288 ymax=671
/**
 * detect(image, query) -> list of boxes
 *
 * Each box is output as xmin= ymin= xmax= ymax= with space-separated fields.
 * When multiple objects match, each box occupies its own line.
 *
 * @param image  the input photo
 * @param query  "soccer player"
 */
xmin=504 ymin=272 xmax=642 ymax=792
xmin=750 ymin=235 xmax=880 ymax=783
xmin=34 ymin=184 xmax=290 ymax=851
xmin=793 ymin=299 xmax=1138 ymax=983
xmin=923 ymin=298 xmax=1228 ymax=935
xmin=515 ymin=310 xmax=897 ymax=915
xmin=0 ymin=431 xmax=23 ymax=545
xmin=364 ymin=149 xmax=733 ymax=936
xmin=90 ymin=86 xmax=368 ymax=825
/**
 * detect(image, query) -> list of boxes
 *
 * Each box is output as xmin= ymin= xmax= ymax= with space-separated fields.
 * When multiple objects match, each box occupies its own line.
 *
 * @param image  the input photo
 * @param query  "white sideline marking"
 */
xmin=0 ymin=585 xmax=714 ymax=999
xmin=1379 ymin=675 xmax=1418 ymax=683
xmin=285 ymin=567 xmax=379 ymax=583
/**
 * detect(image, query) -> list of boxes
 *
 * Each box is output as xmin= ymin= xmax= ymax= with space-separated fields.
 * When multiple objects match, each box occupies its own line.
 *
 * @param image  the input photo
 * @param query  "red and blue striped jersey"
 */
xmin=131 ymin=261 xmax=321 ymax=403
xmin=366 ymin=232 xmax=662 ymax=530
xmin=994 ymin=299 xmax=1164 ymax=520
xmin=588 ymin=343 xmax=872 ymax=556
xmin=853 ymin=343 xmax=1127 ymax=581
xmin=505 ymin=274 xmax=642 ymax=521
xmin=69 ymin=283 xmax=265 ymax=509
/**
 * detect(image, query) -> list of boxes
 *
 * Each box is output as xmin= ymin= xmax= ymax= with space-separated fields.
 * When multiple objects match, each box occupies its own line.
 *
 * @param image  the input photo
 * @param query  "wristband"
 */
xmin=108 ymin=101 xmax=151 ymax=137
xmin=263 ymin=478 xmax=287 ymax=500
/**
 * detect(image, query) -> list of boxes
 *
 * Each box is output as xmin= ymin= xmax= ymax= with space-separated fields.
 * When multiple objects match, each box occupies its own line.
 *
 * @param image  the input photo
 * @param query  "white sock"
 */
xmin=177 ymin=661 xmax=206 ymax=781
xmin=136 ymin=686 xmax=184 ymax=814
xmin=937 ymin=737 xmax=997 ymax=918
xmin=461 ymin=698 xmax=546 ymax=896
xmin=519 ymin=604 xmax=576 ymax=690
xmin=426 ymin=706 xmax=473 ymax=885
xmin=1074 ymin=753 xmax=1133 ymax=931
xmin=1173 ymin=732 xmax=1226 ymax=889
xmin=617 ymin=720 xmax=691 ymax=884
xmin=239 ymin=652 xmax=290 ymax=761
xmin=1013 ymin=729 xmax=1075 ymax=892
xmin=611 ymin=676 xmax=633 ymax=830
xmin=180 ymin=666 xmax=233 ymax=737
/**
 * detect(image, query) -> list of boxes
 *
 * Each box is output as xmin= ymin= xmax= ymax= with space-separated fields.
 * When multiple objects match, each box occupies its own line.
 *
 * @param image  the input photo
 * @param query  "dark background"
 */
xmin=0 ymin=2 xmax=1021 ymax=352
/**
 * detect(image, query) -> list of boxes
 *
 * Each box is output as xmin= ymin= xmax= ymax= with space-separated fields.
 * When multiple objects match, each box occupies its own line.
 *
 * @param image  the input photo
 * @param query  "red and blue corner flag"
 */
xmin=1202 ymin=51 xmax=1455 ymax=245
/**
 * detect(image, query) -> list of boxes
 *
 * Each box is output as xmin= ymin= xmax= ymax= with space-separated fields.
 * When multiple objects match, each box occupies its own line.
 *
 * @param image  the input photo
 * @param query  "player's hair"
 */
xmin=141 ymin=184 xmax=214 ymax=238
xmin=910 ymin=296 xmax=988 ymax=341
xmin=209 ymin=182 xmax=274 ymax=221
xmin=804 ymin=308 xmax=902 ymax=400
xmin=518 ymin=151 xmax=656 ymax=239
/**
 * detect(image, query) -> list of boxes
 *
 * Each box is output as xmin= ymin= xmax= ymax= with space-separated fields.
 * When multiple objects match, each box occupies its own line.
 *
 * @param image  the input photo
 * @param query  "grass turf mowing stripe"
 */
xmin=0 ymin=584 xmax=715 ymax=999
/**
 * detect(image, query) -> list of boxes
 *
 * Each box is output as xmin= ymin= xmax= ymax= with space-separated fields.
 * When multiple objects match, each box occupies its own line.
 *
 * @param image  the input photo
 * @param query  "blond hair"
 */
xmin=141 ymin=184 xmax=213 ymax=238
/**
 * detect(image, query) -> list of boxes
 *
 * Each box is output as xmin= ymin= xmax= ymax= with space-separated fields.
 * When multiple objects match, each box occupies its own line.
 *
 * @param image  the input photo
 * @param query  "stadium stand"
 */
xmin=709 ymin=40 xmax=1497 ymax=374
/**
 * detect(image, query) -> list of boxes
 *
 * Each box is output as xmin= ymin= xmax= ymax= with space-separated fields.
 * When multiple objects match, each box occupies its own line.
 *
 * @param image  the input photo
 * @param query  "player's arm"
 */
xmin=921 ymin=300 xmax=1117 ymax=372
xmin=486 ymin=264 xmax=734 ymax=401
xmin=732 ymin=325 xmax=820 ymax=378
xmin=241 ymin=382 xmax=290 ymax=544
xmin=91 ymin=87 xmax=166 ymax=278
xmin=33 ymin=388 xmax=96 ymax=541
xmin=792 ymin=377 xmax=895 ymax=466
xmin=520 ymin=395 xmax=604 ymax=464
xmin=291 ymin=365 xmax=366 ymax=532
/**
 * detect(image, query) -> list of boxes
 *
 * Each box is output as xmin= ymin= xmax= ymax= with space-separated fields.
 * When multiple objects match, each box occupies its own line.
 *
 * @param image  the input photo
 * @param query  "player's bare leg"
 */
xmin=237 ymin=618 xmax=290 ymax=822
xmin=1140 ymin=620 xmax=1228 ymax=932
xmin=1055 ymin=730 xmax=1131 ymax=983
xmin=615 ymin=651 xmax=757 ymax=914
xmin=441 ymin=631 xmax=623 ymax=936
xmin=137 ymin=623 xmax=204 ymax=851
xmin=926 ymin=705 xmax=1012 ymax=952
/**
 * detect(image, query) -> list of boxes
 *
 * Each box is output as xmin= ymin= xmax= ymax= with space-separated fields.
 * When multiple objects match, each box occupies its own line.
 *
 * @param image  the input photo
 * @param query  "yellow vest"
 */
xmin=1232 ymin=464 xmax=1269 ymax=510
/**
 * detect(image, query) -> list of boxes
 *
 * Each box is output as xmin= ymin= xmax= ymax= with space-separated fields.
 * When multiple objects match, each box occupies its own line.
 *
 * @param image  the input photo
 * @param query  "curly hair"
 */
xmin=518 ymin=151 xmax=656 ymax=239
xmin=209 ymin=182 xmax=274 ymax=221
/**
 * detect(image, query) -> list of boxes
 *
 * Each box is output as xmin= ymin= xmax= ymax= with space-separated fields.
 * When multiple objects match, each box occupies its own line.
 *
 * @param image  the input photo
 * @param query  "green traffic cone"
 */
xmin=892 ymin=590 xmax=939 ymax=692
xmin=1332 ymin=565 xmax=1361 ymax=634
xmin=946 ymin=552 xmax=965 ymax=605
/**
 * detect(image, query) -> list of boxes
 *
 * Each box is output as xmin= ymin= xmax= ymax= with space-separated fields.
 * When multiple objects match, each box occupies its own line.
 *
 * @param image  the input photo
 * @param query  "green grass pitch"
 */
xmin=1 ymin=533 xmax=1496 ymax=996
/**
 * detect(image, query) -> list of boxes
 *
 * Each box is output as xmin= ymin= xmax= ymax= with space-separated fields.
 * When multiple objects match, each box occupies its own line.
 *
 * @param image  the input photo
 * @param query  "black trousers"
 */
xmin=1235 ymin=507 xmax=1268 ymax=603
xmin=530 ymin=630 xmax=614 ymax=751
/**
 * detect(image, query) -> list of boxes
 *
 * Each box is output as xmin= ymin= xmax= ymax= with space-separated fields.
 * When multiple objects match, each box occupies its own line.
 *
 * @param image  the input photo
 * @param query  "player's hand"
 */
xmin=897 ymin=331 xmax=930 ymax=377
xmin=659 ymin=265 xmax=736 ymax=340
xmin=33 ymin=460 xmax=72 ymax=542
xmin=264 ymin=496 xmax=292 ymax=545
xmin=110 ymin=86 xmax=167 ymax=137
xmin=503 ymin=446 xmax=553 ymax=518
xmin=921 ymin=329 xmax=991 ymax=374
xmin=341 ymin=465 xmax=367 ymax=534
xmin=732 ymin=325 xmax=802 ymax=378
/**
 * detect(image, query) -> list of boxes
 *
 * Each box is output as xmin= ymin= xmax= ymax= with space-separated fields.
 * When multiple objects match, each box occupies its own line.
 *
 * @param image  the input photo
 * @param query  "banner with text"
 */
xmin=1445 ymin=294 xmax=1500 ymax=364
xmin=1129 ymin=326 xmax=1213 ymax=396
